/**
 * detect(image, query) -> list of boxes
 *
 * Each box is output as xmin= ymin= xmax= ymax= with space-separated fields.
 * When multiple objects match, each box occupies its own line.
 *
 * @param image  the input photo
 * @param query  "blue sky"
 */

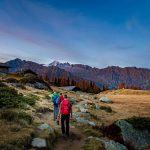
xmin=0 ymin=0 xmax=150 ymax=68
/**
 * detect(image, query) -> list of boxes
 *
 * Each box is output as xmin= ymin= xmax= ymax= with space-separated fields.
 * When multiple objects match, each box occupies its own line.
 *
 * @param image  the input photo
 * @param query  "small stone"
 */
xmin=88 ymin=121 xmax=96 ymax=127
xmin=31 ymin=138 xmax=46 ymax=148
xmin=38 ymin=123 xmax=53 ymax=132
xmin=80 ymin=107 xmax=88 ymax=113
xmin=99 ymin=96 xmax=112 ymax=103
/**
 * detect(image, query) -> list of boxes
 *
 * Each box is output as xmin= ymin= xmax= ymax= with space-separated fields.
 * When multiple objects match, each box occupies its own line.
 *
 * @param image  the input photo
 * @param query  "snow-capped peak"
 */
xmin=49 ymin=61 xmax=60 ymax=66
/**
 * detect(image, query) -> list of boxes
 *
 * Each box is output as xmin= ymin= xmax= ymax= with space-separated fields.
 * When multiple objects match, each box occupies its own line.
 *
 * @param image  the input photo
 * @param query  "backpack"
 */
xmin=61 ymin=99 xmax=71 ymax=115
xmin=53 ymin=95 xmax=59 ymax=107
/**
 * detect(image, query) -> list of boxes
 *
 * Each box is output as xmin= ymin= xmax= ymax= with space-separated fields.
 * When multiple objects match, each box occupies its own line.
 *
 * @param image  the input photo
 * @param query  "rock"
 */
xmin=38 ymin=123 xmax=53 ymax=132
xmin=88 ymin=121 xmax=96 ymax=127
xmin=77 ymin=112 xmax=91 ymax=118
xmin=31 ymin=138 xmax=46 ymax=148
xmin=115 ymin=120 xmax=150 ymax=150
xmin=32 ymin=90 xmax=38 ymax=94
xmin=88 ymin=136 xmax=94 ymax=139
xmin=72 ymin=113 xmax=79 ymax=118
xmin=79 ymin=107 xmax=88 ymax=113
xmin=70 ymin=126 xmax=75 ymax=129
xmin=76 ymin=117 xmax=96 ymax=127
xmin=101 ymin=138 xmax=127 ymax=150
xmin=84 ymin=103 xmax=88 ymax=108
xmin=87 ymin=137 xmax=127 ymax=150
xmin=95 ymin=104 xmax=100 ymax=110
xmin=34 ymin=82 xmax=49 ymax=90
xmin=99 ymin=96 xmax=112 ymax=103
xmin=76 ymin=117 xmax=89 ymax=124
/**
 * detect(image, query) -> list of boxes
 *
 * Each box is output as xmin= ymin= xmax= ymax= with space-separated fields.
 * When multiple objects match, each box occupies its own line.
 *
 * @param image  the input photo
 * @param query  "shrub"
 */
xmin=100 ymin=106 xmax=112 ymax=113
xmin=4 ymin=78 xmax=19 ymax=83
xmin=20 ymin=75 xmax=52 ymax=90
xmin=0 ymin=82 xmax=6 ymax=87
xmin=126 ymin=116 xmax=150 ymax=132
xmin=14 ymin=83 xmax=26 ymax=89
xmin=84 ymin=128 xmax=103 ymax=137
xmin=24 ymin=94 xmax=39 ymax=105
xmin=83 ymin=138 xmax=106 ymax=150
xmin=20 ymin=76 xmax=37 ymax=84
xmin=0 ymin=84 xmax=36 ymax=108
xmin=1 ymin=110 xmax=33 ymax=124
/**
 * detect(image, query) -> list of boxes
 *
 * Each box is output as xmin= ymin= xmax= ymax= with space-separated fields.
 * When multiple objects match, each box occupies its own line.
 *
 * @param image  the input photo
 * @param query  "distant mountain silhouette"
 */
xmin=49 ymin=61 xmax=150 ymax=90
xmin=6 ymin=59 xmax=150 ymax=90
xmin=7 ymin=58 xmax=79 ymax=81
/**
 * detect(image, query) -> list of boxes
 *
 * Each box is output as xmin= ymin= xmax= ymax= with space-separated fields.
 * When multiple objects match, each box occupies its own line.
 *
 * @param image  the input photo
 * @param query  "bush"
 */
xmin=20 ymin=75 xmax=52 ymax=90
xmin=84 ymin=128 xmax=103 ymax=137
xmin=1 ymin=110 xmax=33 ymax=124
xmin=100 ymin=106 xmax=112 ymax=113
xmin=0 ymin=82 xmax=6 ymax=87
xmin=126 ymin=116 xmax=150 ymax=132
xmin=20 ymin=75 xmax=38 ymax=84
xmin=24 ymin=94 xmax=39 ymax=105
xmin=0 ymin=84 xmax=36 ymax=108
xmin=4 ymin=78 xmax=19 ymax=83
xmin=14 ymin=83 xmax=26 ymax=89
xmin=83 ymin=138 xmax=106 ymax=150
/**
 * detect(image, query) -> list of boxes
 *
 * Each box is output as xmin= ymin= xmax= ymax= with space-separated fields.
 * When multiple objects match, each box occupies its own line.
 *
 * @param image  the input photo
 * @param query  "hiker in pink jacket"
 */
xmin=59 ymin=94 xmax=72 ymax=137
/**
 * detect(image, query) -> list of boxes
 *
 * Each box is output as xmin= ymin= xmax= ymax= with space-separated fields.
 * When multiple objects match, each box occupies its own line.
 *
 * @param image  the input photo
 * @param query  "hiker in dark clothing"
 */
xmin=59 ymin=94 xmax=72 ymax=137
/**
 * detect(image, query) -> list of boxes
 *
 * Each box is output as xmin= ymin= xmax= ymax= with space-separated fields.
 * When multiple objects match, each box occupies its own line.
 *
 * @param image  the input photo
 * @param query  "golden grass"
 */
xmin=0 ymin=120 xmax=34 ymax=149
xmin=100 ymin=89 xmax=150 ymax=95
xmin=7 ymin=73 xmax=23 ymax=80
xmin=91 ymin=94 xmax=150 ymax=126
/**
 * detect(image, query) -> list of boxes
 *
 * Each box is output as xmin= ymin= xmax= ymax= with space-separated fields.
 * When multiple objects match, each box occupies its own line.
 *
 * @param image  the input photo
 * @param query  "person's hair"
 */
xmin=64 ymin=94 xmax=67 ymax=98
xmin=60 ymin=93 xmax=62 ymax=95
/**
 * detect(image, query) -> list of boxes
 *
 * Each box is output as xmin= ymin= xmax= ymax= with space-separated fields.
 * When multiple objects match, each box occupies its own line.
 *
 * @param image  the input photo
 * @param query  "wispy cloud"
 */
xmin=114 ymin=45 xmax=135 ymax=50
xmin=0 ymin=0 xmax=86 ymax=58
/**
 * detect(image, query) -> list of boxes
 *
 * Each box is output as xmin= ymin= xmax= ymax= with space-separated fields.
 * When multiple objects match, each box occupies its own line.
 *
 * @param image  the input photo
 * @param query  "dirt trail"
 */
xmin=53 ymin=128 xmax=85 ymax=150
xmin=41 ymin=111 xmax=86 ymax=150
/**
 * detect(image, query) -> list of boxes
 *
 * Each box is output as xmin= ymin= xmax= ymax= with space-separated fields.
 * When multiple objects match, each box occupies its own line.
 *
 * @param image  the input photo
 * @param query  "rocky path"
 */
xmin=40 ymin=110 xmax=86 ymax=150
xmin=53 ymin=128 xmax=86 ymax=150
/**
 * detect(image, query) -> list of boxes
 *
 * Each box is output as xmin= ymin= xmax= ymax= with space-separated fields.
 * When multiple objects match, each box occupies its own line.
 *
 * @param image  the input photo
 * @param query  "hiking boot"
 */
xmin=62 ymin=134 xmax=67 ymax=138
xmin=66 ymin=134 xmax=69 ymax=138
xmin=62 ymin=134 xmax=68 ymax=140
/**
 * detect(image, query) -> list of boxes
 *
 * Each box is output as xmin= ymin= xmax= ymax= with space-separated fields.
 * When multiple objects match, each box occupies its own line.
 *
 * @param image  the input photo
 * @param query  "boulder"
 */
xmin=88 ymin=136 xmax=127 ymax=150
xmin=31 ymin=138 xmax=46 ymax=148
xmin=99 ymin=96 xmax=112 ymax=103
xmin=79 ymin=107 xmax=88 ymax=113
xmin=115 ymin=120 xmax=150 ymax=150
xmin=34 ymin=82 xmax=49 ymax=90
xmin=76 ymin=117 xmax=89 ymax=124
xmin=101 ymin=138 xmax=127 ymax=150
xmin=37 ymin=123 xmax=53 ymax=132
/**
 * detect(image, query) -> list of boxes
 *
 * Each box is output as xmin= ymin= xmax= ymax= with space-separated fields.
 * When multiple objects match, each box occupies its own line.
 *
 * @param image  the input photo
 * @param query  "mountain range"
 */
xmin=6 ymin=58 xmax=150 ymax=90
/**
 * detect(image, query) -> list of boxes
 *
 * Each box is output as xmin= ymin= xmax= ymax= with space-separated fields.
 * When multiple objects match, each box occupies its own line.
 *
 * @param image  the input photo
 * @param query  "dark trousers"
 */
xmin=61 ymin=114 xmax=70 ymax=136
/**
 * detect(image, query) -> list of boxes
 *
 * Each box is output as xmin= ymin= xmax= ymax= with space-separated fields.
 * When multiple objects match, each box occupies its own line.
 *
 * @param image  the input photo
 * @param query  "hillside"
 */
xmin=0 ymin=73 xmax=150 ymax=150
xmin=0 ymin=71 xmax=150 ymax=150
